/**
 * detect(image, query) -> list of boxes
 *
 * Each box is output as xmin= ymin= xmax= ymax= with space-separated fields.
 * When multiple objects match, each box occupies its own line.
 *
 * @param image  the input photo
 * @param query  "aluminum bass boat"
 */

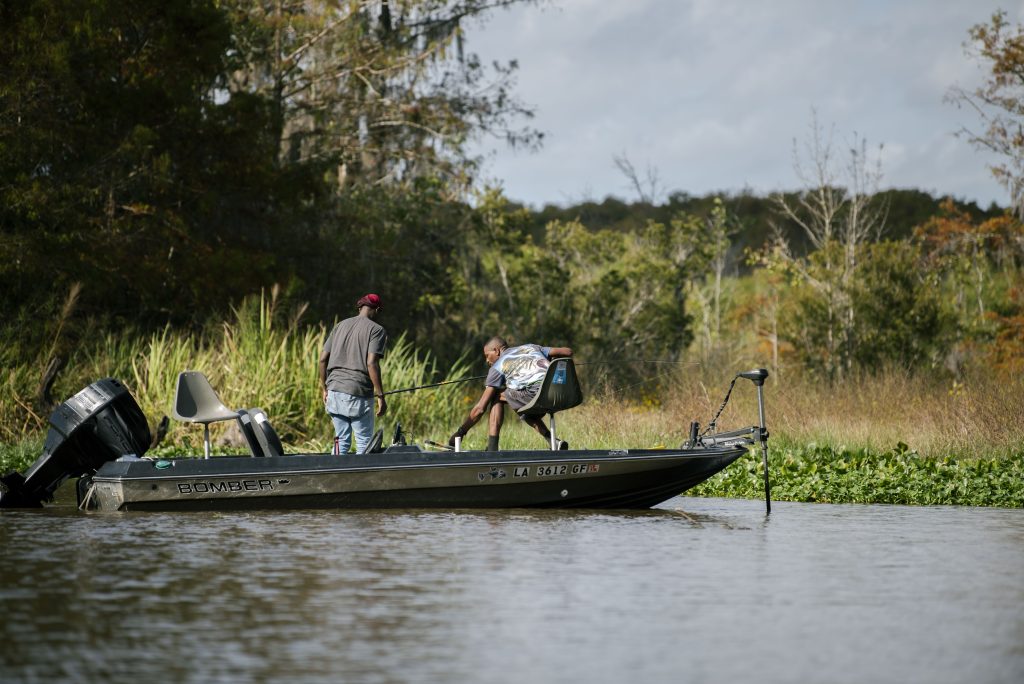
xmin=0 ymin=368 xmax=771 ymax=512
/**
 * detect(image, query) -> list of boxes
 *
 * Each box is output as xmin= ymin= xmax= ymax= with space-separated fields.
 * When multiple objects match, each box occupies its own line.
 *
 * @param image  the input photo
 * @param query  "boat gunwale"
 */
xmin=90 ymin=443 xmax=752 ymax=484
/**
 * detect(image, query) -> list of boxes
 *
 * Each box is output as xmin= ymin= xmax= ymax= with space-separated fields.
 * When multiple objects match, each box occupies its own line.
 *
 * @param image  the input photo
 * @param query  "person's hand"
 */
xmin=376 ymin=395 xmax=387 ymax=417
xmin=447 ymin=428 xmax=466 ymax=448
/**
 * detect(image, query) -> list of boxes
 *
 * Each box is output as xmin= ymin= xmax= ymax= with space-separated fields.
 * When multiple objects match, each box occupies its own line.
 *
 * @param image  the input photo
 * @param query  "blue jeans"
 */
xmin=326 ymin=390 xmax=374 ymax=454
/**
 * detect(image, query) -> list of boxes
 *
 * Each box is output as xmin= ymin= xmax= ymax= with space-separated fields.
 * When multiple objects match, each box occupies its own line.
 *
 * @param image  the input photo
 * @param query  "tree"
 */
xmin=847 ymin=242 xmax=951 ymax=370
xmin=613 ymin=152 xmax=663 ymax=205
xmin=219 ymin=0 xmax=542 ymax=193
xmin=0 ymin=0 xmax=299 ymax=331
xmin=768 ymin=112 xmax=888 ymax=381
xmin=689 ymin=197 xmax=736 ymax=361
xmin=917 ymin=198 xmax=995 ymax=325
xmin=949 ymin=11 xmax=1024 ymax=218
xmin=914 ymin=198 xmax=1024 ymax=372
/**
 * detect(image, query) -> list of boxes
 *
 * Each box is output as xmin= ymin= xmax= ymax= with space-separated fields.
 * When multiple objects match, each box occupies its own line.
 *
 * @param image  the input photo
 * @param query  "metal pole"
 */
xmin=756 ymin=383 xmax=770 ymax=515
xmin=738 ymin=368 xmax=771 ymax=515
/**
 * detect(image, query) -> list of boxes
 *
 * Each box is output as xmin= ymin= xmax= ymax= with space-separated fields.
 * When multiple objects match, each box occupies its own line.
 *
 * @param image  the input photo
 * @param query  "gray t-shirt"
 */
xmin=323 ymin=315 xmax=388 ymax=397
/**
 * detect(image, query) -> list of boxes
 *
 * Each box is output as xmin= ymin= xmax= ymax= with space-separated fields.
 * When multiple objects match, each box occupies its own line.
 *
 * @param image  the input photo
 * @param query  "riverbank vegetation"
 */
xmin=3 ymin=3 xmax=1024 ymax=506
xmin=2 ymin=292 xmax=1022 ymax=507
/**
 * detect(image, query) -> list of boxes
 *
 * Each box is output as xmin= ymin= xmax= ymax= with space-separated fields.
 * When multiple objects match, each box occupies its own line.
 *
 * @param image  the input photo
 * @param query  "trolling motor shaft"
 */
xmin=738 ymin=368 xmax=771 ymax=514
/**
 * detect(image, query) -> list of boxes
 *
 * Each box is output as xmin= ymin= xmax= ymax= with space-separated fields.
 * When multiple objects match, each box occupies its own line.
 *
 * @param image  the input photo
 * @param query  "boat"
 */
xmin=0 ymin=365 xmax=772 ymax=512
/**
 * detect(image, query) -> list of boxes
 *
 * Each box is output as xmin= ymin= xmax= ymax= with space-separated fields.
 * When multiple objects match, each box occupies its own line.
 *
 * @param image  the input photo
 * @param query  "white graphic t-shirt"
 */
xmin=485 ymin=344 xmax=552 ymax=390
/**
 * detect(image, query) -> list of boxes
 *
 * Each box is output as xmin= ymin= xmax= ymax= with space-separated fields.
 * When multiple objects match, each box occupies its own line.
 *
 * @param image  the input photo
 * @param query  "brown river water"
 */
xmin=1 ymin=496 xmax=1022 ymax=684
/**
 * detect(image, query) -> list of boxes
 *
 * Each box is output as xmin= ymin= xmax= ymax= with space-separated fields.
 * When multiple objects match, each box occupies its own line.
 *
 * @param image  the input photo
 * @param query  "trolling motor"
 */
xmin=693 ymin=368 xmax=772 ymax=514
xmin=737 ymin=369 xmax=771 ymax=514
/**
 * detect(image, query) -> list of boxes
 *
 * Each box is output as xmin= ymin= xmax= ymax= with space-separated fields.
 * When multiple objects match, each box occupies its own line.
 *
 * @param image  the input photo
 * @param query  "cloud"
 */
xmin=467 ymin=0 xmax=1012 ymax=207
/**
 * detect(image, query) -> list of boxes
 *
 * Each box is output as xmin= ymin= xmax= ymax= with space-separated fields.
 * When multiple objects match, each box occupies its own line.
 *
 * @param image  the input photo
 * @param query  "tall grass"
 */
xmin=0 ymin=291 xmax=479 ymax=460
xmin=559 ymin=364 xmax=1024 ymax=459
xmin=2 ymin=293 xmax=1022 ymax=469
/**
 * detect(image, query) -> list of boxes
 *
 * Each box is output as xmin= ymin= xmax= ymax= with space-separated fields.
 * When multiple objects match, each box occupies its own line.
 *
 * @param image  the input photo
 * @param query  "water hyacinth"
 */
xmin=689 ymin=443 xmax=1024 ymax=508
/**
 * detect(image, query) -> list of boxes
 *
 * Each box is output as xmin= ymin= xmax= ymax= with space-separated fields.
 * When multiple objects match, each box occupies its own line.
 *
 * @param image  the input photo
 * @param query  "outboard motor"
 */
xmin=0 ymin=378 xmax=150 ymax=508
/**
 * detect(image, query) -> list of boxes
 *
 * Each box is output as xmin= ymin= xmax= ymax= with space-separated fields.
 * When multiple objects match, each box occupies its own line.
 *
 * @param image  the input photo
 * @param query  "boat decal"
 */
xmin=513 ymin=466 xmax=530 ymax=478
xmin=609 ymin=450 xmax=628 ymax=456
xmin=175 ymin=479 xmax=275 ymax=494
xmin=477 ymin=467 xmax=507 ymax=482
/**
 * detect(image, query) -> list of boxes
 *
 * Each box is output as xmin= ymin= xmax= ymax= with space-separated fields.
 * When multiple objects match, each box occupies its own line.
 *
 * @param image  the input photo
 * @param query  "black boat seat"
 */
xmin=362 ymin=428 xmax=384 ymax=454
xmin=515 ymin=357 xmax=583 ymax=450
xmin=235 ymin=409 xmax=261 ymax=456
xmin=248 ymin=408 xmax=284 ymax=458
xmin=171 ymin=370 xmax=239 ymax=459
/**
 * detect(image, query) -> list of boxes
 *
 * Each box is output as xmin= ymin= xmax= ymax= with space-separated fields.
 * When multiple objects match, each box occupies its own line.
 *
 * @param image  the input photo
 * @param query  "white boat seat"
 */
xmin=171 ymin=371 xmax=239 ymax=459
xmin=515 ymin=357 xmax=583 ymax=450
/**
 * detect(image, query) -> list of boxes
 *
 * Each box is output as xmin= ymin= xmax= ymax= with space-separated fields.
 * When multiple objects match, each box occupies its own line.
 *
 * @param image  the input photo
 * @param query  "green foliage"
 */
xmin=0 ymin=0 xmax=303 ymax=329
xmin=690 ymin=443 xmax=1024 ymax=507
xmin=220 ymin=0 xmax=541 ymax=189
xmin=0 ymin=436 xmax=45 ymax=477
xmin=850 ymin=241 xmax=952 ymax=368
xmin=777 ymin=240 xmax=955 ymax=377
xmin=429 ymin=190 xmax=711 ymax=380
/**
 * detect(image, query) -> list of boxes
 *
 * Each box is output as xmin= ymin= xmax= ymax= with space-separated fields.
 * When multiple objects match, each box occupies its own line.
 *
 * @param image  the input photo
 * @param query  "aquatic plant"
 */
xmin=689 ymin=443 xmax=1024 ymax=508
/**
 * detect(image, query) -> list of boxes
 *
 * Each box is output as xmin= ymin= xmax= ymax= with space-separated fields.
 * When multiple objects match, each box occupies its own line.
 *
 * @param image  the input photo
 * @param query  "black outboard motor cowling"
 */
xmin=0 ymin=378 xmax=151 ymax=508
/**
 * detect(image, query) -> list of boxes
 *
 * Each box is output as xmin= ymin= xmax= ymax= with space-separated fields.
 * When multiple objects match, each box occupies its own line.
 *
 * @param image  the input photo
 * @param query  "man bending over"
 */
xmin=448 ymin=336 xmax=572 ymax=451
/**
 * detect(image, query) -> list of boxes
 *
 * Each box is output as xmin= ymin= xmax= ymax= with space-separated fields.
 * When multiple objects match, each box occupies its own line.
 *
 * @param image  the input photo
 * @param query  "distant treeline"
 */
xmin=523 ymin=188 xmax=1005 ymax=267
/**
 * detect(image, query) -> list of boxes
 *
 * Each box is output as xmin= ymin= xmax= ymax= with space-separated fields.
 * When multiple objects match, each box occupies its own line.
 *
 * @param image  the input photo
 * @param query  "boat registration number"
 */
xmin=535 ymin=463 xmax=599 ymax=477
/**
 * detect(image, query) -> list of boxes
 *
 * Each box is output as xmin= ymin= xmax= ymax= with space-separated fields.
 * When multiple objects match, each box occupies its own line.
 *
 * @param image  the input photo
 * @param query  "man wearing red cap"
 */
xmin=319 ymin=294 xmax=388 ymax=454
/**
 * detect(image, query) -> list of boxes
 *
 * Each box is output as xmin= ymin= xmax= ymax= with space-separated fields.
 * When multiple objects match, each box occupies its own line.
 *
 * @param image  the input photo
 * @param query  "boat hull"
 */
xmin=85 ymin=445 xmax=749 ymax=512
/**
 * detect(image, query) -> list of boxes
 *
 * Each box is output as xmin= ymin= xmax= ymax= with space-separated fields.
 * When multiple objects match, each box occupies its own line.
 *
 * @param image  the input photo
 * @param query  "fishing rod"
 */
xmin=575 ymin=360 xmax=702 ymax=367
xmin=380 ymin=374 xmax=486 ymax=397
xmin=381 ymin=360 xmax=698 ymax=397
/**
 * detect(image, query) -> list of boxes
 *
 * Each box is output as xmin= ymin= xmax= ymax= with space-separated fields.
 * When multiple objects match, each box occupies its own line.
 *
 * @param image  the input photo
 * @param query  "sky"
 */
xmin=464 ymin=0 xmax=1024 ymax=209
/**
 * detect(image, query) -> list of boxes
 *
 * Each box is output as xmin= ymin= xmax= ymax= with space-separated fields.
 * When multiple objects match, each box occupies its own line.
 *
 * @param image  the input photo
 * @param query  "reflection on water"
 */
xmin=1 ymin=497 xmax=1022 ymax=683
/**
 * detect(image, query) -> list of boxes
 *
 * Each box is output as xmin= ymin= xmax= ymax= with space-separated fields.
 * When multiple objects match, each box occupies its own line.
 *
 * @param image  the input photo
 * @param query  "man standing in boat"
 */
xmin=448 ymin=337 xmax=573 ymax=451
xmin=319 ymin=294 xmax=388 ymax=454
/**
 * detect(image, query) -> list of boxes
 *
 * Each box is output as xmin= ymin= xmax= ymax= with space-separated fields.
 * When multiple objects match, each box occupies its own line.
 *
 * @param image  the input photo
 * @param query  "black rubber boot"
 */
xmin=487 ymin=435 xmax=500 ymax=452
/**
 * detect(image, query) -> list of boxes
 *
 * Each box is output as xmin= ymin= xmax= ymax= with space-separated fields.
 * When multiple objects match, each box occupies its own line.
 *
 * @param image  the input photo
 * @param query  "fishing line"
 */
xmin=598 ymin=365 xmax=689 ymax=399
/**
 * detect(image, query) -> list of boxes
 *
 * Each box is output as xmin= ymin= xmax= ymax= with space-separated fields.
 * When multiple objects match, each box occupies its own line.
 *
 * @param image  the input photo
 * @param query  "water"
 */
xmin=1 ymin=497 xmax=1022 ymax=684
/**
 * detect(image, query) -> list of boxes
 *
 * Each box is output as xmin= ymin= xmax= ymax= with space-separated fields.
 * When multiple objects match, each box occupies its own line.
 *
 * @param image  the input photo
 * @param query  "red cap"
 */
xmin=356 ymin=294 xmax=382 ymax=309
